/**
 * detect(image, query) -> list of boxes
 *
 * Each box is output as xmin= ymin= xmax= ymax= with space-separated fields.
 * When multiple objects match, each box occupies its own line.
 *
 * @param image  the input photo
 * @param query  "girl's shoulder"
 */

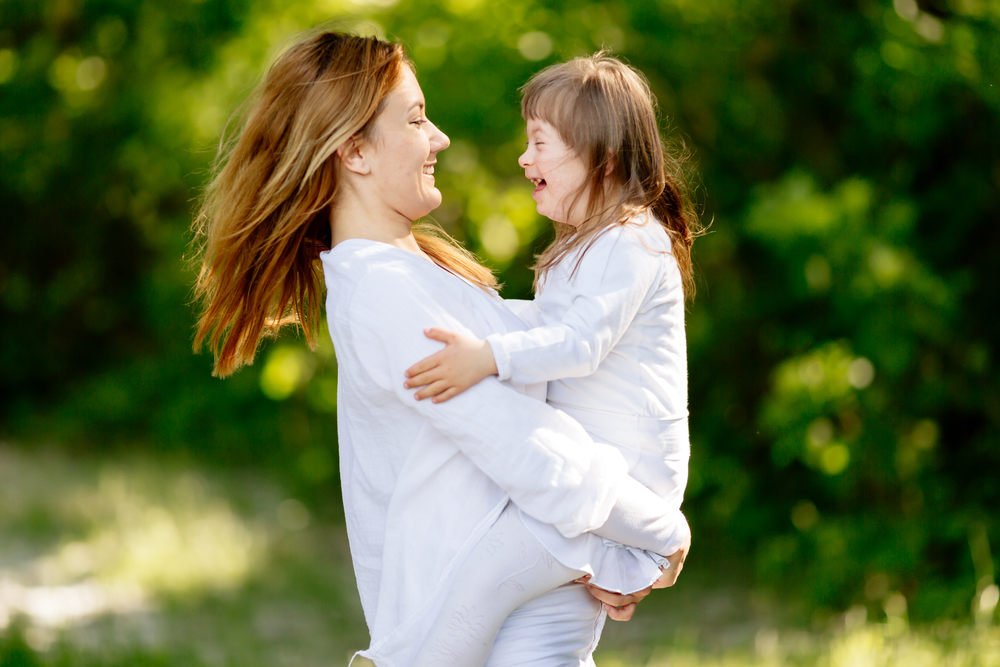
xmin=588 ymin=211 xmax=672 ymax=259
xmin=620 ymin=211 xmax=672 ymax=251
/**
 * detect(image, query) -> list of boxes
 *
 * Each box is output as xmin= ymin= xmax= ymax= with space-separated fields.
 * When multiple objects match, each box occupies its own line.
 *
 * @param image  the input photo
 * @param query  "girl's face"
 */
xmin=364 ymin=68 xmax=450 ymax=221
xmin=518 ymin=119 xmax=589 ymax=227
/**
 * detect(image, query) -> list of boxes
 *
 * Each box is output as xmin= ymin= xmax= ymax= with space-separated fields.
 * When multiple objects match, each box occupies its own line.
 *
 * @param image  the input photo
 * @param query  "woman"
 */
xmin=192 ymin=30 xmax=689 ymax=666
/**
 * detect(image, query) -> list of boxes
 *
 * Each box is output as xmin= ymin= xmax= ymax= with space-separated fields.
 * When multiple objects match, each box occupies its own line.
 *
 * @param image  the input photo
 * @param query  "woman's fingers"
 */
xmin=583 ymin=583 xmax=651 ymax=607
xmin=604 ymin=602 xmax=637 ymax=621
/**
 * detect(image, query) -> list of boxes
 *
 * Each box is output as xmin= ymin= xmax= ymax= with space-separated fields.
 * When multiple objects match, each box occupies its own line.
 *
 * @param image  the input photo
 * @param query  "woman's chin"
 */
xmin=426 ymin=192 xmax=444 ymax=214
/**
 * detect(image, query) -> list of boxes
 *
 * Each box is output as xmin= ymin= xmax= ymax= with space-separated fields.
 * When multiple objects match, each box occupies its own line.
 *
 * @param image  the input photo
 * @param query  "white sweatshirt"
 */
xmin=488 ymin=212 xmax=688 ymax=425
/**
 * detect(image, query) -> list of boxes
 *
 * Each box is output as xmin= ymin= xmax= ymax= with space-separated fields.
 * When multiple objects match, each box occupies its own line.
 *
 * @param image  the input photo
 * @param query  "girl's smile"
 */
xmin=519 ymin=119 xmax=589 ymax=227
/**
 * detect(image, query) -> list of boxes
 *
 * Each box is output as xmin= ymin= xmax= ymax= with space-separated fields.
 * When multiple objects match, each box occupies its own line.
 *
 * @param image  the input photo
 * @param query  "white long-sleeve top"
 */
xmin=487 ymin=213 xmax=690 ymax=523
xmin=322 ymin=240 xmax=652 ymax=665
xmin=488 ymin=212 xmax=688 ymax=424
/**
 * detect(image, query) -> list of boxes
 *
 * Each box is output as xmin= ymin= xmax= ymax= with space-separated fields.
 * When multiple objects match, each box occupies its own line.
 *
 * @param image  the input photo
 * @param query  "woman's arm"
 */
xmin=348 ymin=266 xmax=688 ymax=556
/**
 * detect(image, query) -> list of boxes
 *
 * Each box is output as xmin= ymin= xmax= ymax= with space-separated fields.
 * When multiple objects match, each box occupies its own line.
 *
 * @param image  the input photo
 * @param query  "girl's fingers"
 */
xmin=431 ymin=387 xmax=461 ymax=404
xmin=423 ymin=328 xmax=456 ymax=343
xmin=404 ymin=368 xmax=438 ymax=388
xmin=405 ymin=353 xmax=444 ymax=379
xmin=415 ymin=380 xmax=450 ymax=401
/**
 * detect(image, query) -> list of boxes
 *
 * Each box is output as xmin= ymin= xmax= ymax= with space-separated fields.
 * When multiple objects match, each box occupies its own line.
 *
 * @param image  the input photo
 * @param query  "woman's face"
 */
xmin=518 ymin=118 xmax=589 ymax=227
xmin=365 ymin=68 xmax=450 ymax=221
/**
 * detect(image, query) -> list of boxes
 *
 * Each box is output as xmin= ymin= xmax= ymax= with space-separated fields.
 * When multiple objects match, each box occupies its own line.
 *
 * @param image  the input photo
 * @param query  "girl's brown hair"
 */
xmin=192 ymin=30 xmax=495 ymax=377
xmin=522 ymin=53 xmax=700 ymax=297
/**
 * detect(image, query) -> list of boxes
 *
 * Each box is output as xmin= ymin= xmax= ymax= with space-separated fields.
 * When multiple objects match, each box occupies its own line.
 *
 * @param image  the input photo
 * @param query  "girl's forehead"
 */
xmin=526 ymin=118 xmax=558 ymax=136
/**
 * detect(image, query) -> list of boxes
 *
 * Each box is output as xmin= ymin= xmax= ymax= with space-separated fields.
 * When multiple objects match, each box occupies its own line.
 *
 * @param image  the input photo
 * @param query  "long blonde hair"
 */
xmin=522 ymin=53 xmax=700 ymax=297
xmin=192 ymin=30 xmax=495 ymax=377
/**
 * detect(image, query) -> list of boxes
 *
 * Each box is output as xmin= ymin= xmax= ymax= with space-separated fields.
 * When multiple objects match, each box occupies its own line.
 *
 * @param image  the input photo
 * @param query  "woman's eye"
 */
xmin=412 ymin=118 xmax=428 ymax=126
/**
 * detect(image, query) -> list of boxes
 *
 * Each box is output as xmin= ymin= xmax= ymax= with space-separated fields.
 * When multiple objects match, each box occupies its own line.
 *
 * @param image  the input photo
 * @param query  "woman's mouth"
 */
xmin=530 ymin=178 xmax=546 ymax=194
xmin=422 ymin=164 xmax=435 ymax=180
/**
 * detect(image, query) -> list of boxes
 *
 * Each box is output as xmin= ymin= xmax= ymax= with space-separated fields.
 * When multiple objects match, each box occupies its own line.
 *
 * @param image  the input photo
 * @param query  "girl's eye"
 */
xmin=411 ymin=118 xmax=428 ymax=126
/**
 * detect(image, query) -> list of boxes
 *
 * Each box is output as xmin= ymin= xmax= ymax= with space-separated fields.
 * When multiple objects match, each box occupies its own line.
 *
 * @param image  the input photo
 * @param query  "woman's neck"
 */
xmin=330 ymin=193 xmax=430 ymax=260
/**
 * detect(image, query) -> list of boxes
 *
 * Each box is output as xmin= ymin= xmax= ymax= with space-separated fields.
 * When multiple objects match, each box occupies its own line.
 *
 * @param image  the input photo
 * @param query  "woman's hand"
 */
xmin=576 ymin=522 xmax=690 ymax=621
xmin=576 ymin=575 xmax=651 ymax=621
xmin=404 ymin=328 xmax=498 ymax=402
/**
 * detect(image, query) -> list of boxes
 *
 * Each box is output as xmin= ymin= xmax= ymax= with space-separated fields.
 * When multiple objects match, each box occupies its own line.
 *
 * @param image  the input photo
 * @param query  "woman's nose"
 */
xmin=430 ymin=122 xmax=450 ymax=152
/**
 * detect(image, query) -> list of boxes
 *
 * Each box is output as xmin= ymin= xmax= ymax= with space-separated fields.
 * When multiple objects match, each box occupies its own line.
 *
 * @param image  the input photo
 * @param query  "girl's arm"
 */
xmin=406 ymin=230 xmax=674 ymax=399
xmin=502 ymin=298 xmax=542 ymax=327
xmin=490 ymin=232 xmax=669 ymax=385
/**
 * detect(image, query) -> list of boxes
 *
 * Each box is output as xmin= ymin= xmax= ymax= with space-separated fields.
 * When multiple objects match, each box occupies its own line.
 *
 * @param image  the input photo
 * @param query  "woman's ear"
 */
xmin=337 ymin=136 xmax=371 ymax=175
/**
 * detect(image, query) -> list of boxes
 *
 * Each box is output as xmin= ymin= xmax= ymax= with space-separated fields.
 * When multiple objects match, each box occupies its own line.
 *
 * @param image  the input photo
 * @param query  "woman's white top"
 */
xmin=322 ymin=239 xmax=641 ymax=666
xmin=486 ymin=213 xmax=691 ymax=585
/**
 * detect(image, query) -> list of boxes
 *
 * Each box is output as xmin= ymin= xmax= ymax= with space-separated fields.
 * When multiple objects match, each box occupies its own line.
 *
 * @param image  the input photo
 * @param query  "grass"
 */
xmin=0 ymin=444 xmax=997 ymax=666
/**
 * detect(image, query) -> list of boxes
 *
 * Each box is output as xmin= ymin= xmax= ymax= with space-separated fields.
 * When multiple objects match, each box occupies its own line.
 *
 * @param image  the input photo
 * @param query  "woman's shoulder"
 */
xmin=323 ymin=241 xmax=423 ymax=312
xmin=324 ymin=240 xmax=470 ymax=315
xmin=323 ymin=240 xmax=428 ymax=287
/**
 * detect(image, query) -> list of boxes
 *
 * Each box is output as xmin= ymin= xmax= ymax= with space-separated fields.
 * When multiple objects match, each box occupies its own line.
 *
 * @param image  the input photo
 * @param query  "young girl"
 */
xmin=403 ymin=54 xmax=699 ymax=665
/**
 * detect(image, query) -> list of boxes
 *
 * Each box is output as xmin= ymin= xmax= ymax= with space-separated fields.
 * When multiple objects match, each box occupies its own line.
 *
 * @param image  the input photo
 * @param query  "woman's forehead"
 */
xmin=388 ymin=68 xmax=424 ymax=112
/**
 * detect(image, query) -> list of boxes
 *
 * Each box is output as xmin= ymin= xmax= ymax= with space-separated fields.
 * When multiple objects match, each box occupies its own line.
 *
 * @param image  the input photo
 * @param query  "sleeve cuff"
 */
xmin=486 ymin=333 xmax=513 ymax=382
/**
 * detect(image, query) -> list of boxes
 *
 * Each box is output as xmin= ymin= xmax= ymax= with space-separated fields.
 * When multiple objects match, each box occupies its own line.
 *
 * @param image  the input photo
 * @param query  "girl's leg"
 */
xmin=414 ymin=502 xmax=583 ymax=667
xmin=484 ymin=582 xmax=605 ymax=667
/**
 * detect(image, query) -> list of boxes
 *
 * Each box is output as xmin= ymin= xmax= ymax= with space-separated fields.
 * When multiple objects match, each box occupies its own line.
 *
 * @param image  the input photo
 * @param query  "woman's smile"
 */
xmin=364 ymin=68 xmax=450 ymax=222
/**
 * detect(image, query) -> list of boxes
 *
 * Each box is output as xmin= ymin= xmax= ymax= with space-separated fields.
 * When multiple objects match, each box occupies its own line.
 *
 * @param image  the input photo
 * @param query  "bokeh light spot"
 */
xmin=278 ymin=499 xmax=310 ymax=532
xmin=805 ymin=255 xmax=831 ymax=291
xmin=807 ymin=418 xmax=833 ymax=447
xmin=791 ymin=500 xmax=819 ymax=531
xmin=260 ymin=347 xmax=312 ymax=400
xmin=980 ymin=584 xmax=1000 ymax=614
xmin=0 ymin=49 xmax=18 ymax=85
xmin=480 ymin=215 xmax=520 ymax=262
xmin=847 ymin=357 xmax=874 ymax=388
xmin=820 ymin=444 xmax=850 ymax=475
xmin=910 ymin=419 xmax=938 ymax=450
xmin=76 ymin=57 xmax=106 ymax=91
xmin=518 ymin=32 xmax=554 ymax=61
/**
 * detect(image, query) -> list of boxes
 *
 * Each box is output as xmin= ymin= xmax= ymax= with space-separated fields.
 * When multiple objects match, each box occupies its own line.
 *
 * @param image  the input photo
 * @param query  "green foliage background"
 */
xmin=1 ymin=0 xmax=998 ymax=648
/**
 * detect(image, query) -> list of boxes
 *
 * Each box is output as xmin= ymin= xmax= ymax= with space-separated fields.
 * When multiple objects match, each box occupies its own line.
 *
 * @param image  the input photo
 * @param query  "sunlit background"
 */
xmin=1 ymin=0 xmax=998 ymax=664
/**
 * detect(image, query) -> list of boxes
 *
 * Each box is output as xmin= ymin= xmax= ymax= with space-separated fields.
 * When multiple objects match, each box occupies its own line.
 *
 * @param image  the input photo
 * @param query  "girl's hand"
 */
xmin=653 ymin=524 xmax=691 ymax=589
xmin=404 ymin=328 xmax=498 ymax=403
